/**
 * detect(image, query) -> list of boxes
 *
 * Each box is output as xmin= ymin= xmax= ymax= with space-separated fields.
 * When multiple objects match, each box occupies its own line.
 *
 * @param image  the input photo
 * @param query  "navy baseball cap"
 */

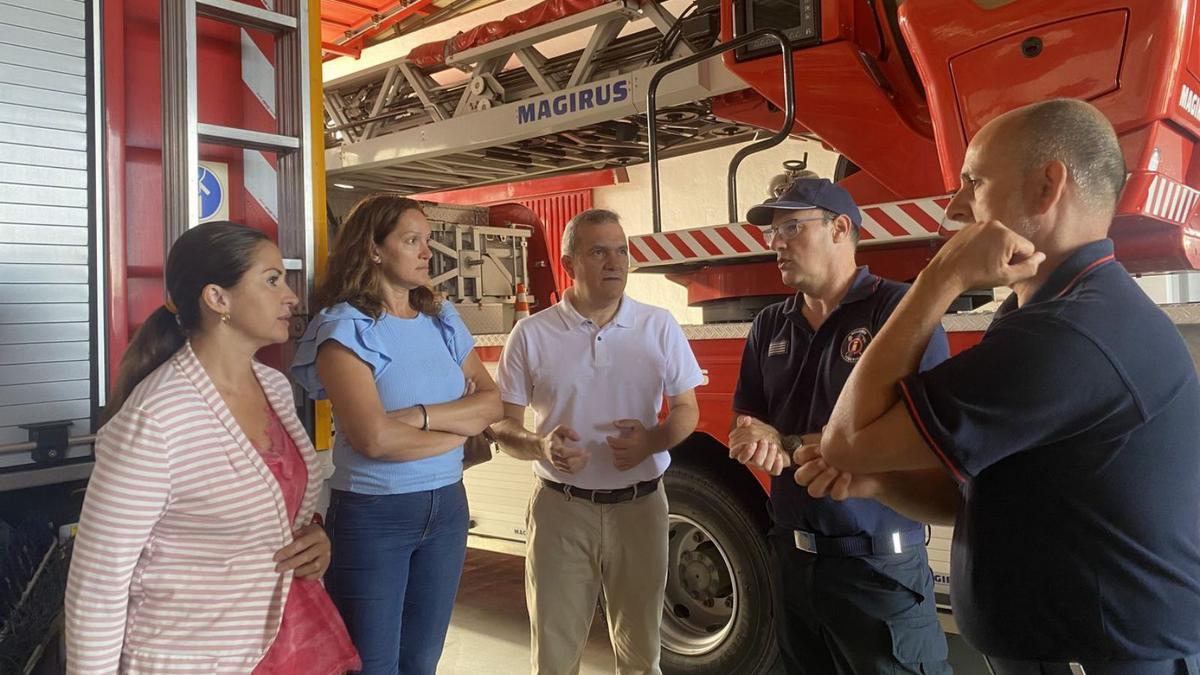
xmin=746 ymin=178 xmax=862 ymax=228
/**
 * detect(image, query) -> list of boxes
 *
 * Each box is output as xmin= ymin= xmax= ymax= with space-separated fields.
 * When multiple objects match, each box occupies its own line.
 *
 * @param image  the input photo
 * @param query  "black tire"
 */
xmin=661 ymin=463 xmax=780 ymax=675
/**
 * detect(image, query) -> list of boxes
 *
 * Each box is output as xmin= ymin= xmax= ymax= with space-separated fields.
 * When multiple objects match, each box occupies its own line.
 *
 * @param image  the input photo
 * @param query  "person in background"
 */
xmin=291 ymin=194 xmax=503 ymax=675
xmin=65 ymin=221 xmax=359 ymax=674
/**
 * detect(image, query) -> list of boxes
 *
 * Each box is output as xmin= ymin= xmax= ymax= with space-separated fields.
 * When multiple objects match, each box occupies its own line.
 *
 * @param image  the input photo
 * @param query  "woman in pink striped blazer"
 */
xmin=64 ymin=222 xmax=360 ymax=674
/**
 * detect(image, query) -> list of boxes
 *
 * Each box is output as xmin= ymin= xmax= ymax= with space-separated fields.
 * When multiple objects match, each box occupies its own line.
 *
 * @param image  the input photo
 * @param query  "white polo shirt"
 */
xmin=497 ymin=294 xmax=704 ymax=489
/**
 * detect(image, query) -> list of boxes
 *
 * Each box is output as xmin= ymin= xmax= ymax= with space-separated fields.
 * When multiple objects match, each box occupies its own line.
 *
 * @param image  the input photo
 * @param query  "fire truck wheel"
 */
xmin=661 ymin=464 xmax=780 ymax=675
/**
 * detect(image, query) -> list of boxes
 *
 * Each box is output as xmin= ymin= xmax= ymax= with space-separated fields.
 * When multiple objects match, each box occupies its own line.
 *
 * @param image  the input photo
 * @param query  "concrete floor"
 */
xmin=438 ymin=548 xmax=614 ymax=674
xmin=438 ymin=549 xmax=992 ymax=675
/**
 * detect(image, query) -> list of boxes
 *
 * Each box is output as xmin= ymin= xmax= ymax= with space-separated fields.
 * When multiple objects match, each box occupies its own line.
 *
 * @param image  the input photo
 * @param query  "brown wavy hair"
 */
xmin=315 ymin=194 xmax=441 ymax=319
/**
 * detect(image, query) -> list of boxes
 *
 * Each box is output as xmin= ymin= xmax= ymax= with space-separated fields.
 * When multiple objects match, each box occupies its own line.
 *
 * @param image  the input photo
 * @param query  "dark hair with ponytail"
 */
xmin=103 ymin=221 xmax=270 ymax=422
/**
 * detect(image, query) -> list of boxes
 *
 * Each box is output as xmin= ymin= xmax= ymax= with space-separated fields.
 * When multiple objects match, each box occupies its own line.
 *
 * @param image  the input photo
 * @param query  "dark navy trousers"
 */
xmin=771 ymin=534 xmax=952 ymax=675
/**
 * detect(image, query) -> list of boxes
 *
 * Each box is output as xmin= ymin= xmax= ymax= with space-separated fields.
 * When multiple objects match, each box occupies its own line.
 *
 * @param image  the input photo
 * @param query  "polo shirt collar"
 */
xmin=556 ymin=291 xmax=635 ymax=329
xmin=995 ymin=239 xmax=1116 ymax=318
xmin=782 ymin=266 xmax=880 ymax=321
xmin=612 ymin=296 xmax=636 ymax=328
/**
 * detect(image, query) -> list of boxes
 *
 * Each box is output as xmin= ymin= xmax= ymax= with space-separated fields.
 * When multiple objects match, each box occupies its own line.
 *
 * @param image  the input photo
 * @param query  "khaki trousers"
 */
xmin=525 ymin=480 xmax=669 ymax=675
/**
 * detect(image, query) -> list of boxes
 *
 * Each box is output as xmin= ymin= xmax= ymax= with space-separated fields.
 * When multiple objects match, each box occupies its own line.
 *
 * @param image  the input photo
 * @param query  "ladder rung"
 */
xmin=198 ymin=123 xmax=301 ymax=153
xmin=197 ymin=0 xmax=297 ymax=34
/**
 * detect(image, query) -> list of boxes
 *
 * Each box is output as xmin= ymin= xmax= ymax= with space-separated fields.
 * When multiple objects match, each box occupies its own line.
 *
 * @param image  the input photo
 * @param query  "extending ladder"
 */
xmin=159 ymin=0 xmax=315 ymax=314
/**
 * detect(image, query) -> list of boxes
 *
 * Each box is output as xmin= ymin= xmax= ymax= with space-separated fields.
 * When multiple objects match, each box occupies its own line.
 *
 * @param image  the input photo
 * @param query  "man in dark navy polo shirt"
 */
xmin=796 ymin=99 xmax=1200 ymax=675
xmin=729 ymin=178 xmax=952 ymax=674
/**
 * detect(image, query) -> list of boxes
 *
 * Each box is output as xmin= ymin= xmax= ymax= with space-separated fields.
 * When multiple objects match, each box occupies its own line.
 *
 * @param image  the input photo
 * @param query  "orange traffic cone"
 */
xmin=513 ymin=282 xmax=531 ymax=325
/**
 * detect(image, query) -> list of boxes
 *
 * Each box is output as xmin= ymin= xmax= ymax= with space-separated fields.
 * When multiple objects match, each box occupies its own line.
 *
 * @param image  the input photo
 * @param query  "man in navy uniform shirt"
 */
xmin=729 ymin=178 xmax=952 ymax=674
xmin=797 ymin=99 xmax=1200 ymax=675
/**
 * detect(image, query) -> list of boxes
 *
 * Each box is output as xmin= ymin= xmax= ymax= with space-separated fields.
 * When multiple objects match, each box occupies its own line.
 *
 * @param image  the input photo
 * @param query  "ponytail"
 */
xmin=103 ymin=307 xmax=186 ymax=423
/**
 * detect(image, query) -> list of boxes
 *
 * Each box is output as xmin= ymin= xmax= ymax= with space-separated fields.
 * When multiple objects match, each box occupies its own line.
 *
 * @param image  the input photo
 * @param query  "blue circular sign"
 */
xmin=198 ymin=166 xmax=224 ymax=221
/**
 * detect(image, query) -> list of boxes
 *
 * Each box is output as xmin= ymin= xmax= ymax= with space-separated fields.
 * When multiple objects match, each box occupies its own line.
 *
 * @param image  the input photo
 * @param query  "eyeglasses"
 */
xmin=761 ymin=216 xmax=828 ymax=244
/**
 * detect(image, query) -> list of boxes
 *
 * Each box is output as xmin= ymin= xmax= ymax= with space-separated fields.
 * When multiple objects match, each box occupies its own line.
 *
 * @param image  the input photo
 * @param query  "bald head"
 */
xmin=1000 ymin=99 xmax=1127 ymax=217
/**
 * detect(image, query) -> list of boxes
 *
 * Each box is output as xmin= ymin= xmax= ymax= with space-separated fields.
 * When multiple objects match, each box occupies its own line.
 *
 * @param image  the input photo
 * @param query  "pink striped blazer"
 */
xmin=64 ymin=343 xmax=322 ymax=674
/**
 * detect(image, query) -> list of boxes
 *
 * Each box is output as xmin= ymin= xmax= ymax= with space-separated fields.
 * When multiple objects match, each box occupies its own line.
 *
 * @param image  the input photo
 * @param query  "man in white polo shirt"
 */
xmin=492 ymin=208 xmax=703 ymax=675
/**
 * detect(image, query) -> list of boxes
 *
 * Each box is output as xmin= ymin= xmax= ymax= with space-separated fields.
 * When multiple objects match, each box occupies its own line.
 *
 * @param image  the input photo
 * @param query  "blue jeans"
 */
xmin=324 ymin=482 xmax=469 ymax=675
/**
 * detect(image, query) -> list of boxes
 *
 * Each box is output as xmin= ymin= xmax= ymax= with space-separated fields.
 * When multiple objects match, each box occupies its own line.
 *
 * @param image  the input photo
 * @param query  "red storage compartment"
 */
xmin=950 ymin=10 xmax=1128 ymax=138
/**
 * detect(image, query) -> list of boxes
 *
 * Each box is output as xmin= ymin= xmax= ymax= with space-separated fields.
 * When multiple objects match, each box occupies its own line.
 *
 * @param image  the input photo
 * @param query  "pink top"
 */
xmin=252 ymin=407 xmax=360 ymax=675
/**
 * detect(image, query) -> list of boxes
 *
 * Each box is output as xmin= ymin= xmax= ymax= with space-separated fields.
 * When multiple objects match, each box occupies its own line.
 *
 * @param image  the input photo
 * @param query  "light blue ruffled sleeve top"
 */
xmin=291 ymin=301 xmax=475 ymax=495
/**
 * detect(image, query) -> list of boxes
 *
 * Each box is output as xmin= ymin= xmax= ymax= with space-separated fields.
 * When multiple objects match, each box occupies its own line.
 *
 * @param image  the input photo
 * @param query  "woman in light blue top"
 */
xmin=291 ymin=195 xmax=502 ymax=675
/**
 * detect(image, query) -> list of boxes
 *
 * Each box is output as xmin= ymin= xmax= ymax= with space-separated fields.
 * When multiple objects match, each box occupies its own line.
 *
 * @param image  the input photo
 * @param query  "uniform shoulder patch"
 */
xmin=840 ymin=327 xmax=872 ymax=363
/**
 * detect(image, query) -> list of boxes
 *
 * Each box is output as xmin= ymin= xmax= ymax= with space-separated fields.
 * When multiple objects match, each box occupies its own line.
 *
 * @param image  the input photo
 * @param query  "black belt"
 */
xmin=540 ymin=477 xmax=660 ymax=504
xmin=792 ymin=527 xmax=926 ymax=557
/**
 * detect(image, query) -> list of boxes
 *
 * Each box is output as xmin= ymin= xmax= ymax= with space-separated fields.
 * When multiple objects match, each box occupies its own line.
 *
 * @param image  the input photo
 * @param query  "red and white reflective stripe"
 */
xmin=241 ymin=1 xmax=279 ymax=224
xmin=629 ymin=196 xmax=951 ymax=266
xmin=1142 ymin=174 xmax=1200 ymax=224
xmin=858 ymin=196 xmax=951 ymax=241
xmin=630 ymin=223 xmax=767 ymax=265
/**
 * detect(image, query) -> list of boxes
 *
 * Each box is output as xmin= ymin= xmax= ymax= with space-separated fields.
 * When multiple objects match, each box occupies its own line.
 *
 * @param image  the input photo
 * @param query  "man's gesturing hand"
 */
xmin=728 ymin=415 xmax=788 ymax=476
xmin=607 ymin=419 xmax=656 ymax=471
xmin=541 ymin=424 xmax=589 ymax=474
